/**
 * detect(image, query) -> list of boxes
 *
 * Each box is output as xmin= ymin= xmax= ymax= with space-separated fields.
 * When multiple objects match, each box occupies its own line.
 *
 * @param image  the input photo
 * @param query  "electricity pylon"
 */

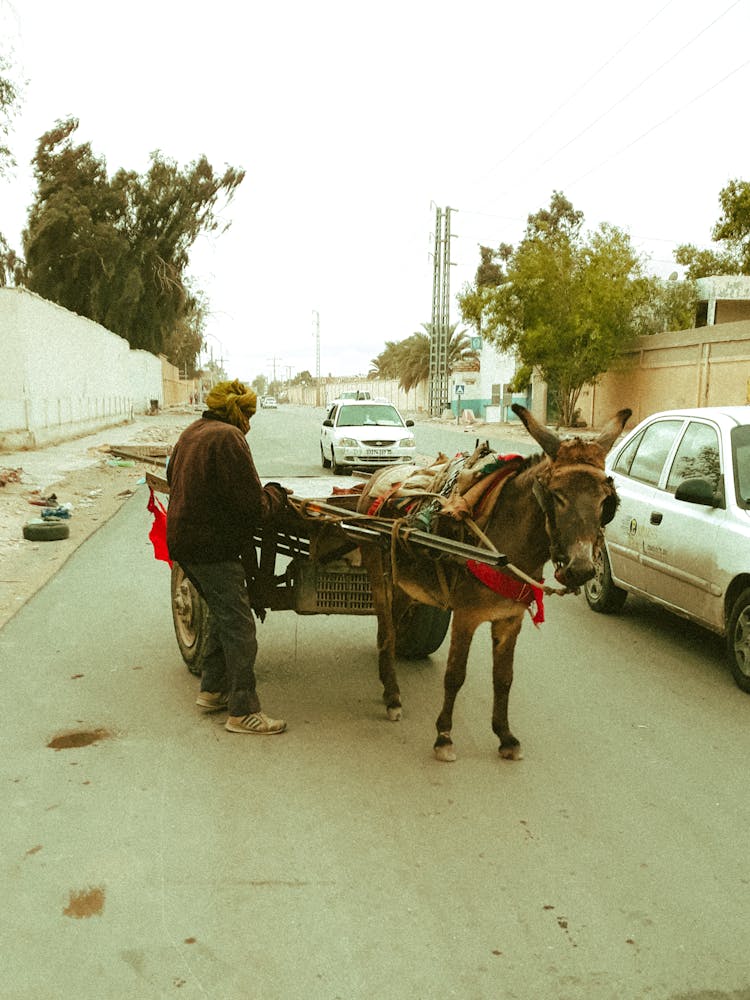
xmin=428 ymin=205 xmax=456 ymax=416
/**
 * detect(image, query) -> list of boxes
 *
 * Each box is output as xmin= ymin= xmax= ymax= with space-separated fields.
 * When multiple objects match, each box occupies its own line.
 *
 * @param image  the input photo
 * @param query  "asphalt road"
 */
xmin=3 ymin=406 xmax=750 ymax=999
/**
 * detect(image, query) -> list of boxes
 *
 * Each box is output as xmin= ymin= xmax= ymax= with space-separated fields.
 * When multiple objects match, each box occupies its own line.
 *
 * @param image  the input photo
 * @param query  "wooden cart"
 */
xmin=147 ymin=472 xmax=508 ymax=676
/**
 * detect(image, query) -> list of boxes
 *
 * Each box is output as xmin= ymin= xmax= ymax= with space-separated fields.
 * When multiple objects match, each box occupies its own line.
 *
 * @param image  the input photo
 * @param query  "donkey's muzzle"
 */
xmin=553 ymin=542 xmax=596 ymax=588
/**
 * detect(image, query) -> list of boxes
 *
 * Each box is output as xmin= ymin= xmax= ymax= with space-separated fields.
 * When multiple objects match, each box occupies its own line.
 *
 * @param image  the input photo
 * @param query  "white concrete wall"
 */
xmin=128 ymin=350 xmax=163 ymax=414
xmin=0 ymin=290 xmax=29 ymax=442
xmin=696 ymin=275 xmax=750 ymax=303
xmin=285 ymin=377 xmax=429 ymax=413
xmin=0 ymin=288 xmax=162 ymax=450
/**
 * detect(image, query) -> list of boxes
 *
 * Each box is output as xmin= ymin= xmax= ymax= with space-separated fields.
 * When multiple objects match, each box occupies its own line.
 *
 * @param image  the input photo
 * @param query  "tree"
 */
xmin=162 ymin=284 xmax=207 ymax=377
xmin=369 ymin=338 xmax=412 ymax=380
xmin=0 ymin=232 xmax=21 ymax=285
xmin=0 ymin=52 xmax=22 ymax=285
xmin=675 ymin=178 xmax=750 ymax=278
xmin=370 ymin=324 xmax=478 ymax=392
xmin=0 ymin=54 xmax=19 ymax=178
xmin=631 ymin=274 xmax=696 ymax=336
xmin=477 ymin=191 xmax=646 ymax=426
xmin=19 ymin=117 xmax=244 ymax=365
xmin=457 ymin=244 xmax=512 ymax=336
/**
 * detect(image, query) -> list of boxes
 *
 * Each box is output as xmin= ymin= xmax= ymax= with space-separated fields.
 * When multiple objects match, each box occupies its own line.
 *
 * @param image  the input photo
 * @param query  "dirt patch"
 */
xmin=47 ymin=727 xmax=112 ymax=751
xmin=63 ymin=885 xmax=106 ymax=919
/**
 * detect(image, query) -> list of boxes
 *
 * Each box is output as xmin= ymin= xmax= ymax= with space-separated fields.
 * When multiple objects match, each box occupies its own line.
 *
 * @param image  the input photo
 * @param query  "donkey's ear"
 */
xmin=595 ymin=409 xmax=633 ymax=454
xmin=511 ymin=404 xmax=560 ymax=459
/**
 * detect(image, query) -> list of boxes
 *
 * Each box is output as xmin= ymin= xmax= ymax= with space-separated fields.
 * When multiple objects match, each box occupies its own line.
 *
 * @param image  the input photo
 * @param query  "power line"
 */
xmin=529 ymin=0 xmax=744 ymax=177
xmin=475 ymin=0 xmax=676 ymax=183
xmin=564 ymin=53 xmax=750 ymax=189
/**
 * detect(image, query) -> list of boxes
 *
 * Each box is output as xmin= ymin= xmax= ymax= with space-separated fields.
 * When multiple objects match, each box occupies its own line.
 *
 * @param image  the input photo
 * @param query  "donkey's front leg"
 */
xmin=434 ymin=617 xmax=477 ymax=762
xmin=490 ymin=615 xmax=524 ymax=760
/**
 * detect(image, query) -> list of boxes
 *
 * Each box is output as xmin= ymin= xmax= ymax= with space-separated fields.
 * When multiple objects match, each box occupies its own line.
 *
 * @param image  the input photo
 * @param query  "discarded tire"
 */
xmin=22 ymin=519 xmax=70 ymax=542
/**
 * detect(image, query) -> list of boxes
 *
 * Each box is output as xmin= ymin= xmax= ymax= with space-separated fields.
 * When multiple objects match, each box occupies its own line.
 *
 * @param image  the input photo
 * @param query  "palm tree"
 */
xmin=369 ymin=340 xmax=404 ymax=379
xmin=371 ymin=324 xmax=478 ymax=392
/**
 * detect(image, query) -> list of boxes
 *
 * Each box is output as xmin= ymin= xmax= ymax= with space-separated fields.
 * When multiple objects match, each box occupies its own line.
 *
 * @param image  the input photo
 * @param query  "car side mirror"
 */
xmin=322 ymin=418 xmax=333 ymax=427
xmin=674 ymin=476 xmax=720 ymax=507
xmin=405 ymin=419 xmax=414 ymax=427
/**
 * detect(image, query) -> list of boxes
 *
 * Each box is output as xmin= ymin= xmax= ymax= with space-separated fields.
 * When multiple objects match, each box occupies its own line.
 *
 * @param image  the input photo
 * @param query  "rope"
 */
xmin=502 ymin=559 xmax=579 ymax=598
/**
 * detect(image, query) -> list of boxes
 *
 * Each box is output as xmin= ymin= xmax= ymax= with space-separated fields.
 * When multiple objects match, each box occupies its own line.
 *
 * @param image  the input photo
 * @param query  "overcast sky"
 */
xmin=1 ymin=0 xmax=749 ymax=384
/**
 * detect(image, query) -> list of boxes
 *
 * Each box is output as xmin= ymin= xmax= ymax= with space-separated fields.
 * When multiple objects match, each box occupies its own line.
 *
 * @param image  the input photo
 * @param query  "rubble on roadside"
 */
xmin=0 ymin=468 xmax=23 ymax=487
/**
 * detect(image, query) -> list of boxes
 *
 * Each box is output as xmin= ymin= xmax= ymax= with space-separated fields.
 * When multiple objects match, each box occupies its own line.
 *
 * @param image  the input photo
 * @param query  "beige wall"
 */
xmin=161 ymin=355 xmax=198 ymax=407
xmin=715 ymin=300 xmax=750 ymax=324
xmin=577 ymin=319 xmax=750 ymax=429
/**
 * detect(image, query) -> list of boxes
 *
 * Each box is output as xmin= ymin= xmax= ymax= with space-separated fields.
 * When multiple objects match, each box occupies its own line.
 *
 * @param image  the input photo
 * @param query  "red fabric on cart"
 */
xmin=147 ymin=487 xmax=173 ymax=567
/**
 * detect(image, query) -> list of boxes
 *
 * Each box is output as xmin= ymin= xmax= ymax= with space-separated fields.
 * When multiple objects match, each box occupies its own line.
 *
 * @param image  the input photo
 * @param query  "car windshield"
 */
xmin=731 ymin=424 xmax=750 ymax=508
xmin=337 ymin=404 xmax=402 ymax=427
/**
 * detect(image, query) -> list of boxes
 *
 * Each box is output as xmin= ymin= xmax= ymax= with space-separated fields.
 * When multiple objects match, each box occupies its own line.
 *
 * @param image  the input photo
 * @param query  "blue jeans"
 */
xmin=182 ymin=559 xmax=261 ymax=716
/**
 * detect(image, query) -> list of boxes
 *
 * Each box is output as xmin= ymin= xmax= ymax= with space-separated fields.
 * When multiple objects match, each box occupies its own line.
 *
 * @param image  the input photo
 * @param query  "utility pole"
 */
xmin=267 ymin=356 xmax=282 ymax=386
xmin=428 ymin=204 xmax=457 ymax=416
xmin=312 ymin=309 xmax=321 ymax=407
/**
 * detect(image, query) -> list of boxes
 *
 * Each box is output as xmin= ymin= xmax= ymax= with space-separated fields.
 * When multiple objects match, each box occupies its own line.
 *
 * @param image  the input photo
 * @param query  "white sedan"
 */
xmin=585 ymin=405 xmax=750 ymax=693
xmin=320 ymin=400 xmax=415 ymax=474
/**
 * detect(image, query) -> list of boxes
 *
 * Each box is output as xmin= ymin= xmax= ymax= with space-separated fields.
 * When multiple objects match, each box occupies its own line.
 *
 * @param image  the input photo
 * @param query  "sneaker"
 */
xmin=225 ymin=712 xmax=287 ymax=735
xmin=196 ymin=691 xmax=229 ymax=712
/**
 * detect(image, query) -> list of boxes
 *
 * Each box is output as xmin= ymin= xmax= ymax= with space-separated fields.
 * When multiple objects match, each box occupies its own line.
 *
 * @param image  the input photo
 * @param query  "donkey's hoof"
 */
xmin=434 ymin=735 xmax=457 ymax=762
xmin=386 ymin=705 xmax=402 ymax=722
xmin=499 ymin=740 xmax=523 ymax=761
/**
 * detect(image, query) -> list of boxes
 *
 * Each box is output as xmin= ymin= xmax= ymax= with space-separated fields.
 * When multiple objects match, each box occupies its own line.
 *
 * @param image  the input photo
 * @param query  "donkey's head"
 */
xmin=512 ymin=404 xmax=632 ymax=588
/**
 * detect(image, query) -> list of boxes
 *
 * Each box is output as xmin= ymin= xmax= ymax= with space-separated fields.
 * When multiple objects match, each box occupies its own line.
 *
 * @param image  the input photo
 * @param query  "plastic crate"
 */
xmin=293 ymin=560 xmax=374 ymax=615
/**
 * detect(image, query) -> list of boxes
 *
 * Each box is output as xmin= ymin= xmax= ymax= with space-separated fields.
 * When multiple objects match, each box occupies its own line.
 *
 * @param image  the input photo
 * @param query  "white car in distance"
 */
xmin=320 ymin=399 xmax=415 ymax=474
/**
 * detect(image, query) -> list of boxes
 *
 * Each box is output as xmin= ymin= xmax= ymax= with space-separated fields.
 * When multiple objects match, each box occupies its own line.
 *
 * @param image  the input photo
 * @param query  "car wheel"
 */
xmin=394 ymin=601 xmax=451 ymax=659
xmin=726 ymin=588 xmax=750 ymax=693
xmin=320 ymin=444 xmax=331 ymax=469
xmin=584 ymin=545 xmax=627 ymax=614
xmin=331 ymin=448 xmax=346 ymax=475
xmin=171 ymin=563 xmax=210 ymax=676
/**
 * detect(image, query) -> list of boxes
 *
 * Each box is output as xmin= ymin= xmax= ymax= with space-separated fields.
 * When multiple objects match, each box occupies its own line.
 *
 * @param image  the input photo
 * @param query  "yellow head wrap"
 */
xmin=205 ymin=379 xmax=257 ymax=428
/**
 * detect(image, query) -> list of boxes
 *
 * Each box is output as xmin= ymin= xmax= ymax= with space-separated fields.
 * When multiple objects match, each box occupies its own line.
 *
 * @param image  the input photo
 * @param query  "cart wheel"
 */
xmin=170 ymin=563 xmax=210 ymax=676
xmin=395 ymin=601 xmax=451 ymax=659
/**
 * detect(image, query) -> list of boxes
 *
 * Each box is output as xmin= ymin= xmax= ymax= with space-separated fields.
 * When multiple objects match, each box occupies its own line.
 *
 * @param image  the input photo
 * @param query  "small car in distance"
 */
xmin=320 ymin=399 xmax=415 ymax=474
xmin=326 ymin=390 xmax=372 ymax=406
xmin=584 ymin=405 xmax=750 ymax=693
xmin=260 ymin=396 xmax=278 ymax=409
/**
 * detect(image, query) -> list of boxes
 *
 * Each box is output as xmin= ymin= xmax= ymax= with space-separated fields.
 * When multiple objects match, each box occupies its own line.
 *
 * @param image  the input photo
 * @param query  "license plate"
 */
xmin=365 ymin=448 xmax=389 ymax=456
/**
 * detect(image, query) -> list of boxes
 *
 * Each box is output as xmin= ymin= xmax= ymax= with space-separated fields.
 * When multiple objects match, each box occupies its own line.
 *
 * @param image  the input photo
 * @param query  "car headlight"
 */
xmin=400 ymin=436 xmax=415 ymax=448
xmin=337 ymin=437 xmax=359 ymax=448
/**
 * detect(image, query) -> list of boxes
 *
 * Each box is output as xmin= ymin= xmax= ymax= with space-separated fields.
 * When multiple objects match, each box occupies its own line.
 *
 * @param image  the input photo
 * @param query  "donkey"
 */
xmin=356 ymin=403 xmax=631 ymax=761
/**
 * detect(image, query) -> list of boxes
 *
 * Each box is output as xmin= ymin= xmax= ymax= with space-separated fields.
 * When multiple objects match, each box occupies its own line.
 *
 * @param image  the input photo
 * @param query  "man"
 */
xmin=167 ymin=379 xmax=289 ymax=734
